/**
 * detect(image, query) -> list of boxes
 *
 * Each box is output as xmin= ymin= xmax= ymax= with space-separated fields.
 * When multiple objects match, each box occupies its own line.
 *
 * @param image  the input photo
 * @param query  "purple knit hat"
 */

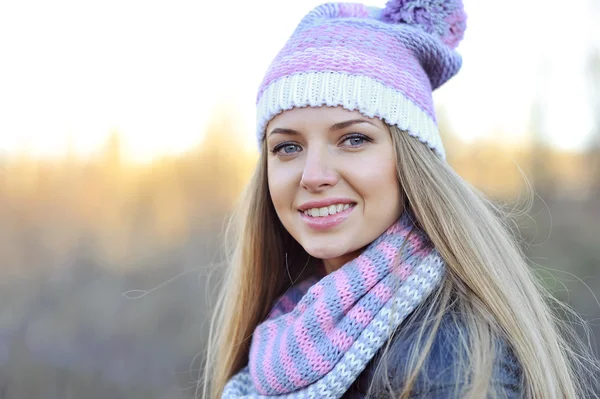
xmin=256 ymin=0 xmax=467 ymax=159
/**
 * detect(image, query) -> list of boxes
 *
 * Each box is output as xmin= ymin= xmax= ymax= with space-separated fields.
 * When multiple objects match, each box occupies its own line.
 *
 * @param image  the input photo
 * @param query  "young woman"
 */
xmin=201 ymin=1 xmax=599 ymax=397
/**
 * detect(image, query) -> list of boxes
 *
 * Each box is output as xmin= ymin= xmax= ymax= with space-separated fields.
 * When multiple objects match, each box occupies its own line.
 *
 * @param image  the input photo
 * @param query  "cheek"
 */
xmin=267 ymin=163 xmax=298 ymax=211
xmin=348 ymin=156 xmax=399 ymax=202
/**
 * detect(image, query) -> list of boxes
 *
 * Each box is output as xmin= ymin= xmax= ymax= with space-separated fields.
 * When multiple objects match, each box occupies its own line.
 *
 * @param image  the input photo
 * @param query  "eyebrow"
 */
xmin=267 ymin=119 xmax=376 ymax=137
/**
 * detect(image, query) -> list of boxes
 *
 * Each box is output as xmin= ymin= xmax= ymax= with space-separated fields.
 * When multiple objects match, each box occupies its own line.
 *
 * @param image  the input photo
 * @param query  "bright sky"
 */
xmin=0 ymin=0 xmax=597 ymax=162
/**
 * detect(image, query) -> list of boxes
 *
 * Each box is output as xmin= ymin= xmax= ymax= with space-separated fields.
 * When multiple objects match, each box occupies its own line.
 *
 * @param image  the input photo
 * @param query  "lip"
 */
xmin=297 ymin=198 xmax=356 ymax=212
xmin=299 ymin=203 xmax=356 ymax=231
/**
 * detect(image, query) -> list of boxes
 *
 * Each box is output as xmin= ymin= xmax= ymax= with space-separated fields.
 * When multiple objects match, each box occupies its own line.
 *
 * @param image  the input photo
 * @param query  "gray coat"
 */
xmin=341 ymin=302 xmax=523 ymax=398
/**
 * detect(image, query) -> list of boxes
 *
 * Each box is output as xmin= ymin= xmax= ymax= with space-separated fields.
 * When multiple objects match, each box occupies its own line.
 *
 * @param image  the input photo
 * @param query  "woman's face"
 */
xmin=266 ymin=106 xmax=403 ymax=273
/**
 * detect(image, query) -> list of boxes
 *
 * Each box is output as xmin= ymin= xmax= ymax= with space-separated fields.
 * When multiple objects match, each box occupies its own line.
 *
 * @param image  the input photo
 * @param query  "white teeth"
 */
xmin=303 ymin=203 xmax=354 ymax=217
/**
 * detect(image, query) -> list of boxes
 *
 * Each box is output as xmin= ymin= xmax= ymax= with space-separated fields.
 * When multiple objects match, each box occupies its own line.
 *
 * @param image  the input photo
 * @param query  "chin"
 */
xmin=302 ymin=234 xmax=362 ymax=262
xmin=301 ymin=241 xmax=347 ymax=261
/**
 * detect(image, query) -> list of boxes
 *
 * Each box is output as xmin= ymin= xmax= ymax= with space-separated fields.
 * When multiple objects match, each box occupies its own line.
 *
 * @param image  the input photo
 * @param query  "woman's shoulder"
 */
xmin=350 ymin=307 xmax=524 ymax=398
xmin=394 ymin=310 xmax=523 ymax=396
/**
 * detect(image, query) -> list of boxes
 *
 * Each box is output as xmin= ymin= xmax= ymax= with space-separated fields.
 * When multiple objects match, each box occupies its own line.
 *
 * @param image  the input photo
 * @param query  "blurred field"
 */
xmin=0 ymin=109 xmax=599 ymax=398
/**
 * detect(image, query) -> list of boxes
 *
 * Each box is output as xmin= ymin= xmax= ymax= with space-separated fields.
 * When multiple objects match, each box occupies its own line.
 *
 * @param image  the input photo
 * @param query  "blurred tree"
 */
xmin=528 ymin=96 xmax=556 ymax=200
xmin=586 ymin=48 xmax=600 ymax=195
xmin=101 ymin=130 xmax=123 ymax=171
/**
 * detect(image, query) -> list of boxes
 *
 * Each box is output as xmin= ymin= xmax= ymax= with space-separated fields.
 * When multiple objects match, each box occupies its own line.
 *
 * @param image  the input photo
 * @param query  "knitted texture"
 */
xmin=381 ymin=0 xmax=467 ymax=48
xmin=255 ymin=1 xmax=467 ymax=159
xmin=222 ymin=212 xmax=446 ymax=398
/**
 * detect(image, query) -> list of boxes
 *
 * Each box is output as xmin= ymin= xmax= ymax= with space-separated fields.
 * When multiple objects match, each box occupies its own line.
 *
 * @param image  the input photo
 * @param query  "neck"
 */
xmin=322 ymin=248 xmax=364 ymax=274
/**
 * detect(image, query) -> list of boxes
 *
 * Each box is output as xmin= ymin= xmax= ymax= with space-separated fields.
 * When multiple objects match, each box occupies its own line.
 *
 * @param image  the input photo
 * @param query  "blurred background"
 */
xmin=0 ymin=0 xmax=599 ymax=398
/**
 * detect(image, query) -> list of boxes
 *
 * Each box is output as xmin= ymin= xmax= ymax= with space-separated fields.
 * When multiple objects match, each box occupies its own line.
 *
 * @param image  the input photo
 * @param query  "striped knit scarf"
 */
xmin=222 ymin=212 xmax=445 ymax=398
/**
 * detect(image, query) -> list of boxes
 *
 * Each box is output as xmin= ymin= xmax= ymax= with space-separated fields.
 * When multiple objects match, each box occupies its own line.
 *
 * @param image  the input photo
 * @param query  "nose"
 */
xmin=300 ymin=147 xmax=339 ymax=192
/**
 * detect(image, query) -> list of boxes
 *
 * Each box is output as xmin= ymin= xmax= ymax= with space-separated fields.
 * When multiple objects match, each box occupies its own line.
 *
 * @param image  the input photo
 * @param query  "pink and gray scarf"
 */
xmin=222 ymin=212 xmax=446 ymax=398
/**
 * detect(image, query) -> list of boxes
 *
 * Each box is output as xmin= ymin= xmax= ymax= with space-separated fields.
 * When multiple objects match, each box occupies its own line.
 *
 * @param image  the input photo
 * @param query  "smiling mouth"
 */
xmin=300 ymin=203 xmax=356 ymax=218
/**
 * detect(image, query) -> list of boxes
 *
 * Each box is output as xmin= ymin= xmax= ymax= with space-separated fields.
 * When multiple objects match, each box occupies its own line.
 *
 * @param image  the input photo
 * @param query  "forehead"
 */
xmin=266 ymin=106 xmax=384 ymax=131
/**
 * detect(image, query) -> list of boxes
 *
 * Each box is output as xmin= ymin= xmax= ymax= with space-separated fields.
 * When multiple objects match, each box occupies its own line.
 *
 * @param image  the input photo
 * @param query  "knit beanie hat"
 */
xmin=255 ymin=0 xmax=467 ymax=159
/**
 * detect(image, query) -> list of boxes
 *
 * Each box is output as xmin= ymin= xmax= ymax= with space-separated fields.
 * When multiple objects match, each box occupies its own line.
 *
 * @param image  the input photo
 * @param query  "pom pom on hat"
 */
xmin=381 ymin=0 xmax=467 ymax=48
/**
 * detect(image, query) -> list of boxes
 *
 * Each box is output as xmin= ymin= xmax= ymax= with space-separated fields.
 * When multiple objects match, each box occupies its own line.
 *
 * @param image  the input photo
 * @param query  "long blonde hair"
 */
xmin=199 ymin=125 xmax=599 ymax=398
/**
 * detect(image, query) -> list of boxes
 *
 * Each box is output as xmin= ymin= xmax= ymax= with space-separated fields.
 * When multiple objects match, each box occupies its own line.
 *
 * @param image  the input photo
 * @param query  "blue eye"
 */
xmin=347 ymin=137 xmax=365 ymax=146
xmin=273 ymin=143 xmax=301 ymax=155
xmin=342 ymin=134 xmax=371 ymax=147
